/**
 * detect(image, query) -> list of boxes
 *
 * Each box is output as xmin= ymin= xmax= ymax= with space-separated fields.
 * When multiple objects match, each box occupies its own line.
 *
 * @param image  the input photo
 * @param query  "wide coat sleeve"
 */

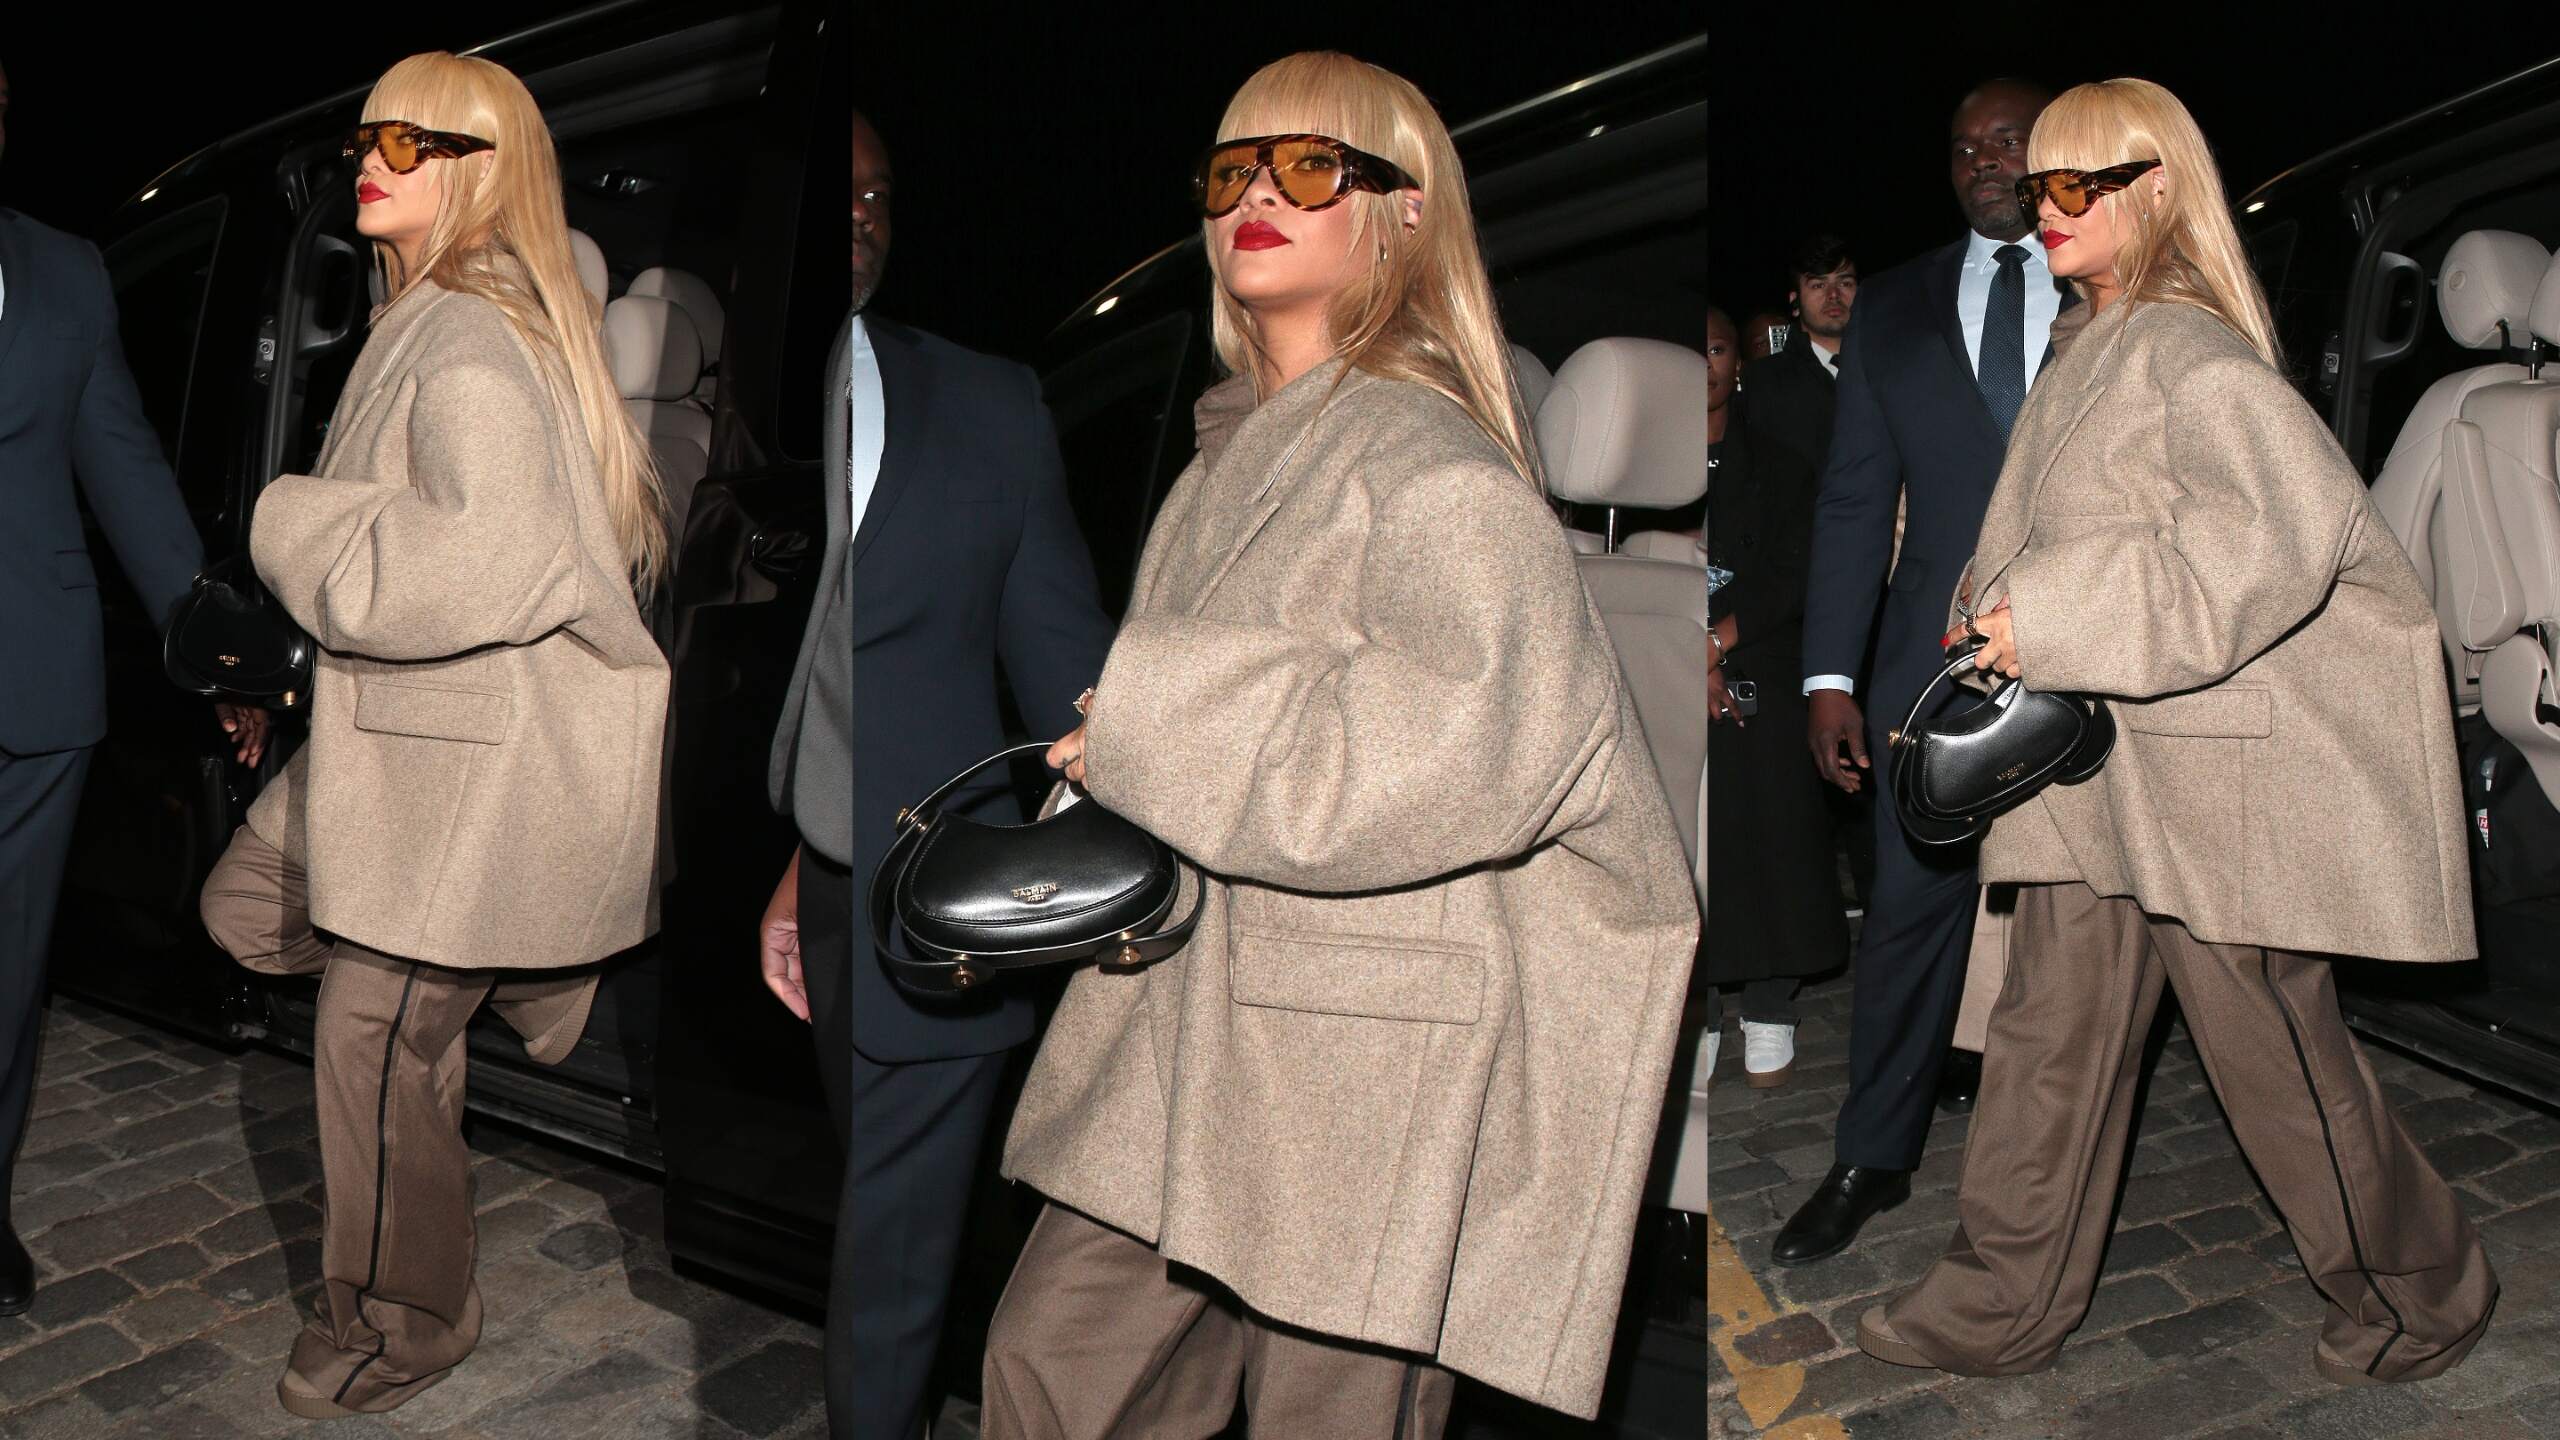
xmin=1079 ymin=454 xmax=1620 ymax=895
xmin=251 ymin=354 xmax=585 ymax=663
xmin=2005 ymin=351 xmax=2366 ymax=699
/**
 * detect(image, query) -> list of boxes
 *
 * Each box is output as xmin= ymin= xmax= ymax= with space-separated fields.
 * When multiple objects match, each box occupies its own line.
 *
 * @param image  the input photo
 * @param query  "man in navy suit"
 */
xmin=756 ymin=110 xmax=1114 ymax=1440
xmin=1774 ymin=79 xmax=2068 ymax=1265
xmin=0 ymin=57 xmax=259 ymax=1315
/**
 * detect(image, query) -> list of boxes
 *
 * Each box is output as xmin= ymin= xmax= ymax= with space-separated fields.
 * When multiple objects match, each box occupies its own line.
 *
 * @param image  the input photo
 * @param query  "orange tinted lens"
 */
xmin=1271 ymin=140 xmax=1345 ymax=207
xmin=1203 ymin=144 xmax=1259 ymax=214
xmin=377 ymin=124 xmax=421 ymax=172
xmin=2050 ymin=174 xmax=2093 ymax=215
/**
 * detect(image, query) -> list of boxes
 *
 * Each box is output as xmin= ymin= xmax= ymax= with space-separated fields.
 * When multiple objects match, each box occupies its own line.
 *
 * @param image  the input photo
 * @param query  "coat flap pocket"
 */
xmin=354 ymin=682 xmax=511 ymax=745
xmin=1231 ymin=926 xmax=1483 ymax=1025
xmin=55 ymin=549 xmax=96 ymax=590
xmin=2121 ymin=687 xmax=2271 ymax=739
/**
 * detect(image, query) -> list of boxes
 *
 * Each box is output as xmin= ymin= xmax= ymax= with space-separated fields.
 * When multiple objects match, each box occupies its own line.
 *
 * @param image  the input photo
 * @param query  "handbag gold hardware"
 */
xmin=217 ymin=655 xmax=241 ymax=666
xmin=1012 ymin=882 xmax=1060 ymax=903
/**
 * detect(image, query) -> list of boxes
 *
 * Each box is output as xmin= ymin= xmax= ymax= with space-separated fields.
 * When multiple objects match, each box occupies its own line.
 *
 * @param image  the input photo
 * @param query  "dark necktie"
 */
xmin=1980 ymin=243 xmax=2029 ymax=438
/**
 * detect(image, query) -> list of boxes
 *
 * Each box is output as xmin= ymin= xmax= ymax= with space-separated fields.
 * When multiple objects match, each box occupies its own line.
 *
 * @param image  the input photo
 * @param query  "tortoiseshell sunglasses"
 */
xmin=344 ymin=120 xmax=497 ymax=175
xmin=2017 ymin=159 xmax=2162 ymax=223
xmin=1194 ymin=133 xmax=1420 ymax=218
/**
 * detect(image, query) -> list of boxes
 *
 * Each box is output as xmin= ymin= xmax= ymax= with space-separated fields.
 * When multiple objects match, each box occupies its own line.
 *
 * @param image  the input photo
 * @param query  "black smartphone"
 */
xmin=1729 ymin=678 xmax=1760 ymax=719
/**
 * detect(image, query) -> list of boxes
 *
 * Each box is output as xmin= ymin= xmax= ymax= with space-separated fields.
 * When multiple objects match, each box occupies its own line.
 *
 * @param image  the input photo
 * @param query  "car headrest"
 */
xmin=2439 ymin=230 xmax=2549 ymax=349
xmin=628 ymin=266 xmax=725 ymax=359
xmin=568 ymin=229 xmax=609 ymax=310
xmin=2536 ymin=248 xmax=2560 ymax=348
xmin=1510 ymin=342 xmax=1554 ymax=417
xmin=1537 ymin=338 xmax=1709 ymax=509
xmin=602 ymin=295 xmax=704 ymax=402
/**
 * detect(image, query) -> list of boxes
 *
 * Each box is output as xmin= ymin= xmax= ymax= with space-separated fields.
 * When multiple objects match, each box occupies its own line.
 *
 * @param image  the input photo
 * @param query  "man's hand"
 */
xmin=213 ymin=703 xmax=269 ymax=768
xmin=1708 ymin=666 xmax=1744 ymax=727
xmin=760 ymin=848 xmax=809 ymax=1022
xmin=1808 ymin=688 xmax=1869 ymax=794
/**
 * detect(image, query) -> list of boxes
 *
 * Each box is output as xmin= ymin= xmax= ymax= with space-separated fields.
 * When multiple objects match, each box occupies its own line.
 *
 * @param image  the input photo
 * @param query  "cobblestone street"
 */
xmin=0 ymin=999 xmax=977 ymax=1439
xmin=1707 ymin=972 xmax=2560 ymax=1439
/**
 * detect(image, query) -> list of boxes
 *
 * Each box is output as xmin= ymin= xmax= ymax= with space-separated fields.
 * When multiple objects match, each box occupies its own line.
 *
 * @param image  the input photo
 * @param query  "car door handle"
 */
xmin=748 ymin=527 xmax=813 ymax=581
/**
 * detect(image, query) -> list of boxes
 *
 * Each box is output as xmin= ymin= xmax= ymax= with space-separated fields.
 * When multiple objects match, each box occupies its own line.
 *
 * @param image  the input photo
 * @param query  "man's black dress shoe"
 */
xmin=1772 ymin=1164 xmax=1911 ymax=1266
xmin=1936 ymin=1048 xmax=1982 ymax=1114
xmin=0 ymin=1225 xmax=32 ymax=1317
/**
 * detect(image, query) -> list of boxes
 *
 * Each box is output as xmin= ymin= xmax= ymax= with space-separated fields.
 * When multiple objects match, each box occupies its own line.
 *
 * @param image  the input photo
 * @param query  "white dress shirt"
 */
xmin=1803 ymin=231 xmax=2063 ymax=698
xmin=847 ymin=313 xmax=884 ymax=537
xmin=1956 ymin=226 xmax=2061 ymax=383
xmin=1808 ymin=336 xmax=1840 ymax=378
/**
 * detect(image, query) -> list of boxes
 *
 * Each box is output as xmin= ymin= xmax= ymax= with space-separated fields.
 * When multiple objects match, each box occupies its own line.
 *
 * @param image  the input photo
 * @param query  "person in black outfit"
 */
xmin=756 ymin=110 xmax=1116 ymax=1439
xmin=0 ymin=56 xmax=261 ymax=1316
xmin=1741 ymin=233 xmax=1855 ymax=476
xmin=1704 ymin=308 xmax=1849 ymax=1089
xmin=1774 ymin=78 xmax=2068 ymax=1266
xmin=1742 ymin=233 xmax=1874 ymax=909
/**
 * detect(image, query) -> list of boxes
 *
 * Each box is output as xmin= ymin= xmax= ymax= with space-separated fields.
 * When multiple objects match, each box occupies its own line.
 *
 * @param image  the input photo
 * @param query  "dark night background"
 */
xmin=1 ymin=3 xmax=1702 ymax=369
xmin=1711 ymin=8 xmax=2542 ymax=324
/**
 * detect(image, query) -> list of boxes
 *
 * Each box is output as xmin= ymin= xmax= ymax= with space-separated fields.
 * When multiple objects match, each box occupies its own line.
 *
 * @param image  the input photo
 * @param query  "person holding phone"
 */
xmin=1704 ymin=307 xmax=1847 ymax=1089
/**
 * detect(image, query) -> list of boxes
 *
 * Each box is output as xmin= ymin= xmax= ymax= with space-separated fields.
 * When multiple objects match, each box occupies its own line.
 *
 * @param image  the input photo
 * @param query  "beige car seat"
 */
xmin=604 ymin=294 xmax=712 ymax=526
xmin=2474 ymin=250 xmax=2560 ymax=806
xmin=2371 ymin=230 xmax=2547 ymax=711
xmin=1538 ymin=337 xmax=1711 ymax=1214
xmin=628 ymin=266 xmax=726 ymax=408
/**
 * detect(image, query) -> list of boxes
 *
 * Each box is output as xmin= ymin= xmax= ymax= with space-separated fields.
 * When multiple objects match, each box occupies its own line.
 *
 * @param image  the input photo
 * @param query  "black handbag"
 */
xmin=163 ymin=554 xmax=315 ymax=707
xmin=1888 ymin=640 xmax=2115 ymax=847
xmin=869 ymin=742 xmax=1203 ymax=996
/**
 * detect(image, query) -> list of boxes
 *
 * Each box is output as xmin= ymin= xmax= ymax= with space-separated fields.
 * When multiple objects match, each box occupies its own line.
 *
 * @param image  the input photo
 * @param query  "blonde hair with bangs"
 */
xmin=363 ymin=53 xmax=669 ymax=599
xmin=2027 ymin=78 xmax=2281 ymax=369
xmin=1206 ymin=53 xmax=1543 ymax=489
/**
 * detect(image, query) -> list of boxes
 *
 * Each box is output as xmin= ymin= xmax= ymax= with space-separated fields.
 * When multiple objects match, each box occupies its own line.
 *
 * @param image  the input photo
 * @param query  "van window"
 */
xmin=1043 ymin=313 xmax=1194 ymax=618
xmin=102 ymin=198 xmax=226 ymax=505
xmin=779 ymin=33 xmax=851 ymax=465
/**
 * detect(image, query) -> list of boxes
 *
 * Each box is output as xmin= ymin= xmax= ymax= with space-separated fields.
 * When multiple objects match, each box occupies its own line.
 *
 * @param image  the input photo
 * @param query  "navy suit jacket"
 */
xmin=837 ymin=316 xmax=1115 ymax=1063
xmin=1800 ymin=238 xmax=2072 ymax=721
xmin=0 ymin=209 xmax=202 ymax=755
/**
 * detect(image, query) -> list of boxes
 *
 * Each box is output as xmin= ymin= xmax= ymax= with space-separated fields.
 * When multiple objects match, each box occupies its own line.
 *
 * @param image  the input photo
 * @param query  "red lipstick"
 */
xmin=1232 ymin=220 xmax=1289 ymax=251
xmin=358 ymin=182 xmax=390 ymax=204
xmin=2040 ymin=229 xmax=2069 ymax=249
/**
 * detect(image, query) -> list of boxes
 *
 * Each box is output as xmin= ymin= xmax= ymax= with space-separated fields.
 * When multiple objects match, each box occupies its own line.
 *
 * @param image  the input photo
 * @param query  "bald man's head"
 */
xmin=1948 ymin=79 xmax=2053 ymax=240
xmin=852 ymin=109 xmax=892 ymax=312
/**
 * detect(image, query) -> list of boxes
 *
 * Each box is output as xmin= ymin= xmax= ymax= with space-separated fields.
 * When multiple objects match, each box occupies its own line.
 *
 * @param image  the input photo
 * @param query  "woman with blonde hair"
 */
xmin=197 ymin=52 xmax=668 ymax=1417
xmin=982 ymin=53 xmax=1698 ymax=1438
xmin=1856 ymin=77 xmax=2497 ymax=1385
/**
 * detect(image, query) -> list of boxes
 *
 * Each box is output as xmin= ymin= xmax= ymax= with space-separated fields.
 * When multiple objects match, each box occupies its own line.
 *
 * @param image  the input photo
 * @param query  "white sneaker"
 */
xmin=1741 ymin=1021 xmax=1796 ymax=1089
xmin=1703 ymin=1029 xmax=1721 ymax=1086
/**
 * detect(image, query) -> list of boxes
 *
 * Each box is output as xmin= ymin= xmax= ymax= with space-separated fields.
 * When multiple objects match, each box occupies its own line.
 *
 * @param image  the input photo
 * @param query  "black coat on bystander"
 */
xmin=1706 ymin=419 xmax=1850 ymax=988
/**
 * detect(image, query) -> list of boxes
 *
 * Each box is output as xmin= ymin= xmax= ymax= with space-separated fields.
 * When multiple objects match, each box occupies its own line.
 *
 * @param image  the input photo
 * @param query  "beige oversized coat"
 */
xmin=999 ymin=362 xmax=1699 ymax=1417
xmin=245 ymin=278 xmax=669 ymax=971
xmin=1956 ymin=299 xmax=2474 ymax=966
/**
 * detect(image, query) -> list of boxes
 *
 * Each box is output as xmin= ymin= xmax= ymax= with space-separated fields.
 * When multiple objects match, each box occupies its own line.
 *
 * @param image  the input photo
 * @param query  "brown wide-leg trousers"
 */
xmin=982 ymin=1203 xmax=1458 ymax=1440
xmin=1885 ymin=882 xmax=2498 ymax=1381
xmin=201 ymin=825 xmax=597 ymax=1413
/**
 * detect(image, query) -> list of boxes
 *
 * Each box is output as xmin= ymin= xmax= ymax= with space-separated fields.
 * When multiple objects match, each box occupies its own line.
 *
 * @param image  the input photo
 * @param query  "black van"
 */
xmin=54 ymin=0 xmax=851 ymax=1303
xmin=2237 ymin=56 xmax=2560 ymax=1108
